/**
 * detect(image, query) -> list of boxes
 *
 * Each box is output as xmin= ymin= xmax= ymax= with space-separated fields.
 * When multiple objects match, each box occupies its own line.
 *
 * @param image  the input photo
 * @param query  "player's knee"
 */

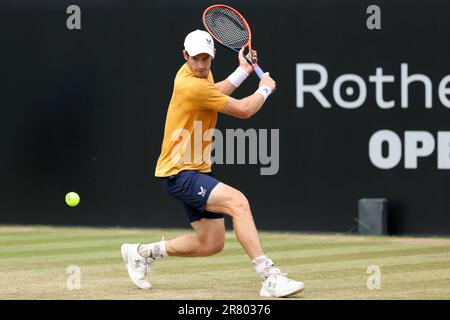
xmin=230 ymin=193 xmax=251 ymax=218
xmin=202 ymin=238 xmax=225 ymax=256
xmin=209 ymin=239 xmax=225 ymax=255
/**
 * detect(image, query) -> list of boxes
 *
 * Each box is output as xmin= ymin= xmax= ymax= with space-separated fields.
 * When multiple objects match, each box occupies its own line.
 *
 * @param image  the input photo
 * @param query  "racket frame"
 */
xmin=202 ymin=4 xmax=265 ymax=78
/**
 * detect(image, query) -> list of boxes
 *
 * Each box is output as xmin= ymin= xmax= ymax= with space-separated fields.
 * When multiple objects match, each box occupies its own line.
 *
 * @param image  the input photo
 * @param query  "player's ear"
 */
xmin=182 ymin=50 xmax=189 ymax=61
xmin=212 ymin=49 xmax=216 ymax=60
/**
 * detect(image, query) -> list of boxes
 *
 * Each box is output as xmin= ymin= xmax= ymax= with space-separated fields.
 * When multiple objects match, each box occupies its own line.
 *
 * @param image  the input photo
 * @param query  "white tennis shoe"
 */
xmin=260 ymin=268 xmax=305 ymax=298
xmin=121 ymin=243 xmax=153 ymax=289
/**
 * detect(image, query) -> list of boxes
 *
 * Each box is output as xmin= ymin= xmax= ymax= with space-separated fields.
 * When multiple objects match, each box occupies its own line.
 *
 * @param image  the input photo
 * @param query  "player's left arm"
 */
xmin=215 ymin=47 xmax=257 ymax=95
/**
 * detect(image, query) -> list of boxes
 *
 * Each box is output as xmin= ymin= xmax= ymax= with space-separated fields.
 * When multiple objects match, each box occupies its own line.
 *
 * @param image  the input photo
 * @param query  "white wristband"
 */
xmin=227 ymin=66 xmax=249 ymax=88
xmin=256 ymin=85 xmax=272 ymax=102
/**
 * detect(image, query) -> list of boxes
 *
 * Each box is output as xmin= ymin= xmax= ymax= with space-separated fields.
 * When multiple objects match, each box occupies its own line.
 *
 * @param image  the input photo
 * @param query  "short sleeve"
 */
xmin=188 ymin=78 xmax=229 ymax=112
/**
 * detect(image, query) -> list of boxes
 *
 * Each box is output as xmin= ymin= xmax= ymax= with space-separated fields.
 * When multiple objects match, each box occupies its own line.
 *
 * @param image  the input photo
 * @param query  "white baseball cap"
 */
xmin=184 ymin=29 xmax=215 ymax=58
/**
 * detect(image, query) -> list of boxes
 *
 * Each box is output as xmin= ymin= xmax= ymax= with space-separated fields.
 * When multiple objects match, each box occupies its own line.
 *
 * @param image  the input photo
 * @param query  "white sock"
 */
xmin=252 ymin=255 xmax=275 ymax=280
xmin=138 ymin=239 xmax=167 ymax=259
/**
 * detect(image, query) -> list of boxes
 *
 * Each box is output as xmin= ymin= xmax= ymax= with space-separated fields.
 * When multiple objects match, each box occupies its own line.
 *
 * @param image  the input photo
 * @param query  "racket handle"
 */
xmin=253 ymin=64 xmax=265 ymax=79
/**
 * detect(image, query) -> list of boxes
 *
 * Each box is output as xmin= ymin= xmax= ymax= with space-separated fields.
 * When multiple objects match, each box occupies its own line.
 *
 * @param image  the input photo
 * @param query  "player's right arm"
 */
xmin=220 ymin=73 xmax=276 ymax=119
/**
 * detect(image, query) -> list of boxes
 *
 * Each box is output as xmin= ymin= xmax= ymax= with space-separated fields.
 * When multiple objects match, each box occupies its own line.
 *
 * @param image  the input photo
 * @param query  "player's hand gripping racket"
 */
xmin=202 ymin=4 xmax=265 ymax=79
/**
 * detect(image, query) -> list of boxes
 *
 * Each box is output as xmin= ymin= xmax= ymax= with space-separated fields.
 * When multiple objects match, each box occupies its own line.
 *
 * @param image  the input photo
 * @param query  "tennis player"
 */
xmin=121 ymin=30 xmax=305 ymax=298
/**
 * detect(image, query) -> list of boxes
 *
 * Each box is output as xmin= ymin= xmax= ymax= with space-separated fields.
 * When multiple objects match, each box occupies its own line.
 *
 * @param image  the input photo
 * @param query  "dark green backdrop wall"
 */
xmin=1 ymin=0 xmax=449 ymax=235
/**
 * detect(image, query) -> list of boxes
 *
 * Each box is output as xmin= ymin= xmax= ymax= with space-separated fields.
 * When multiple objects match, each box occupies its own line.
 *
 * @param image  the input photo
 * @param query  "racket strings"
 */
xmin=204 ymin=7 xmax=249 ymax=50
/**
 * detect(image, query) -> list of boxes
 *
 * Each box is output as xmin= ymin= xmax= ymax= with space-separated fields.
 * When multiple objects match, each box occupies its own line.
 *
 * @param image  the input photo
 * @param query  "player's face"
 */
xmin=184 ymin=52 xmax=213 ymax=78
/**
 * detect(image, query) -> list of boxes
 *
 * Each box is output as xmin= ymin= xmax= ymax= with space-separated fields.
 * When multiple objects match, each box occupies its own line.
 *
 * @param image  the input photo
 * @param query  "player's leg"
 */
xmin=121 ymin=170 xmax=226 ymax=289
xmin=204 ymin=182 xmax=263 ymax=260
xmin=141 ymin=217 xmax=225 ymax=257
xmin=205 ymin=182 xmax=305 ymax=297
xmin=121 ymin=216 xmax=224 ymax=290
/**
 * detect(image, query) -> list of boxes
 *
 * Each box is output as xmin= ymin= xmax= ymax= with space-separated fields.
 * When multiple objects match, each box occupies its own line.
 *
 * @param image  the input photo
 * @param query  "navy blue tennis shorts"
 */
xmin=160 ymin=170 xmax=224 ymax=223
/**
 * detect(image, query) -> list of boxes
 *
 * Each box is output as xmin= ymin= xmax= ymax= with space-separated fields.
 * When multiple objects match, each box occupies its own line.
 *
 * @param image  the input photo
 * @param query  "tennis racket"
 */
xmin=202 ymin=4 xmax=265 ymax=79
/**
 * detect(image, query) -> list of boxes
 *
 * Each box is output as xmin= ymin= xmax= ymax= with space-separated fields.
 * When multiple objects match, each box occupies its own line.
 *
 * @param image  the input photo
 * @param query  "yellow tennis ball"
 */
xmin=65 ymin=192 xmax=80 ymax=207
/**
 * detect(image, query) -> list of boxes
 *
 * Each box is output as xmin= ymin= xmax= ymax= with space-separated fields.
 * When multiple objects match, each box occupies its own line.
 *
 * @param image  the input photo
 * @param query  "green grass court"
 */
xmin=0 ymin=225 xmax=449 ymax=300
